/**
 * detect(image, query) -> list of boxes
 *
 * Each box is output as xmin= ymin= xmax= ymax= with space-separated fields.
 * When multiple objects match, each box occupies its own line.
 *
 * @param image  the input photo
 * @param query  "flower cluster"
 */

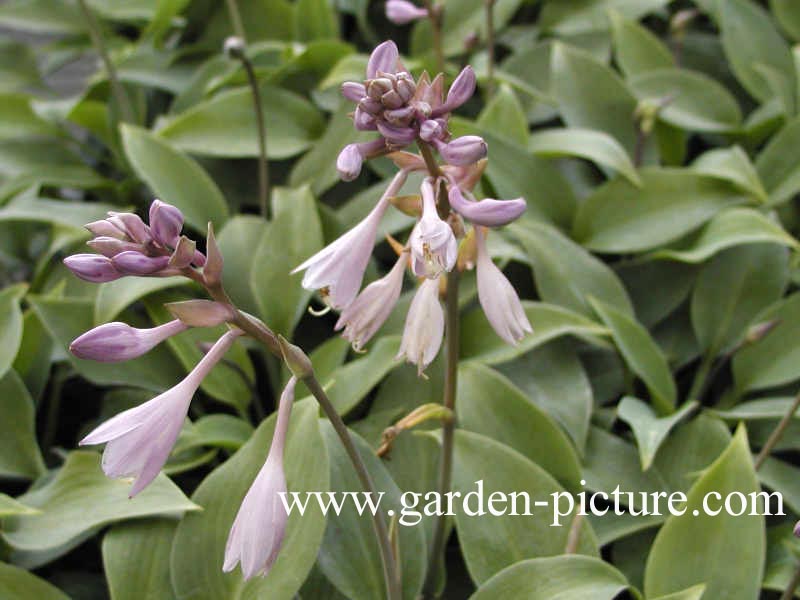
xmin=64 ymin=200 xmax=293 ymax=580
xmin=294 ymin=41 xmax=531 ymax=375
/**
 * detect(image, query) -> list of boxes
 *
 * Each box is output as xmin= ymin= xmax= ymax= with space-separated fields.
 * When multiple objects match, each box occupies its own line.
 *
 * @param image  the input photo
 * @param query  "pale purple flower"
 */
xmin=475 ymin=228 xmax=532 ymax=345
xmin=386 ymin=0 xmax=428 ymax=24
xmin=448 ymin=185 xmax=526 ymax=227
xmin=107 ymin=212 xmax=152 ymax=245
xmin=433 ymin=135 xmax=487 ymax=166
xmin=341 ymin=81 xmax=367 ymax=102
xmin=149 ymin=200 xmax=184 ymax=248
xmin=410 ymin=178 xmax=457 ymax=278
xmin=367 ymin=40 xmax=400 ymax=79
xmin=224 ymin=376 xmax=296 ymax=580
xmin=111 ymin=251 xmax=170 ymax=275
xmin=85 ymin=220 xmax=127 ymax=239
xmin=336 ymin=138 xmax=388 ymax=181
xmin=63 ymin=254 xmax=122 ymax=283
xmin=431 ymin=66 xmax=476 ymax=117
xmin=396 ymin=277 xmax=444 ymax=375
xmin=335 ymin=254 xmax=406 ymax=350
xmin=86 ymin=236 xmax=142 ymax=258
xmin=70 ymin=319 xmax=188 ymax=363
xmin=293 ymin=170 xmax=407 ymax=309
xmin=80 ymin=329 xmax=243 ymax=497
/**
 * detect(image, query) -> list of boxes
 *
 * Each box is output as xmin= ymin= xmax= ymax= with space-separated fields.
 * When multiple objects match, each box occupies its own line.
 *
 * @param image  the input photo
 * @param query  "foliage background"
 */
xmin=2 ymin=0 xmax=800 ymax=598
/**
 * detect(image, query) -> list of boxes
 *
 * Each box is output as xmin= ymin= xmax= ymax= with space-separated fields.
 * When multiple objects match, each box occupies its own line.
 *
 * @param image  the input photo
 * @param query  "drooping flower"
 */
xmin=70 ymin=320 xmax=188 ymax=363
xmin=409 ymin=178 xmax=457 ymax=279
xmin=293 ymin=170 xmax=408 ymax=309
xmin=335 ymin=254 xmax=406 ymax=350
xmin=80 ymin=329 xmax=243 ymax=497
xmin=447 ymin=185 xmax=526 ymax=227
xmin=224 ymin=376 xmax=296 ymax=580
xmin=396 ymin=277 xmax=444 ymax=375
xmin=385 ymin=0 xmax=428 ymax=25
xmin=475 ymin=228 xmax=532 ymax=345
xmin=432 ymin=135 xmax=488 ymax=166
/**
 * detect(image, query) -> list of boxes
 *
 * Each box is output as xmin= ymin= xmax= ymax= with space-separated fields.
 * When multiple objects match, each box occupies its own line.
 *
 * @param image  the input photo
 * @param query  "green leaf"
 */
xmin=528 ymin=127 xmax=641 ymax=185
xmin=756 ymin=115 xmax=800 ymax=206
xmin=457 ymin=362 xmax=583 ymax=489
xmin=650 ymin=585 xmax=707 ymax=600
xmin=609 ymin=9 xmax=673 ymax=77
xmin=251 ymin=186 xmax=323 ymax=337
xmin=0 ymin=493 xmax=38 ymax=517
xmin=29 ymin=296 xmax=184 ymax=392
xmin=540 ymin=0 xmax=668 ymax=35
xmin=470 ymin=555 xmax=628 ymax=600
xmin=453 ymin=430 xmax=598 ymax=585
xmin=0 ymin=561 xmax=69 ymax=600
xmin=174 ymin=414 xmax=254 ymax=455
xmin=496 ymin=341 xmax=593 ymax=454
xmin=573 ymin=168 xmax=746 ymax=253
xmin=460 ymin=301 xmax=610 ymax=365
xmin=511 ymin=220 xmax=634 ymax=317
xmin=317 ymin=423 xmax=426 ymax=600
xmin=733 ymin=292 xmax=800 ymax=393
xmin=477 ymin=84 xmax=530 ymax=146
xmin=170 ymin=398 xmax=328 ymax=600
xmin=617 ymin=397 xmax=698 ymax=470
xmin=772 ymin=0 xmax=800 ymax=41
xmin=121 ymin=124 xmax=229 ymax=232
xmin=2 ymin=451 xmax=198 ymax=559
xmin=628 ymin=68 xmax=742 ymax=133
xmin=294 ymin=0 xmax=338 ymax=41
xmin=648 ymin=208 xmax=797 ymax=263
xmin=215 ymin=215 xmax=268 ymax=316
xmin=644 ymin=425 xmax=765 ymax=599
xmin=590 ymin=297 xmax=676 ymax=414
xmin=94 ymin=276 xmax=189 ymax=325
xmin=719 ymin=0 xmax=796 ymax=105
xmin=690 ymin=243 xmax=788 ymax=355
xmin=550 ymin=42 xmax=640 ymax=158
xmin=0 ymin=282 xmax=25 ymax=380
xmin=0 ymin=369 xmax=45 ymax=479
xmin=158 ymin=85 xmax=323 ymax=159
xmin=692 ymin=146 xmax=768 ymax=203
xmin=710 ymin=397 xmax=800 ymax=421
xmin=0 ymin=93 xmax=57 ymax=138
xmin=0 ymin=0 xmax=83 ymax=34
xmin=757 ymin=457 xmax=800 ymax=516
xmin=102 ymin=519 xmax=177 ymax=600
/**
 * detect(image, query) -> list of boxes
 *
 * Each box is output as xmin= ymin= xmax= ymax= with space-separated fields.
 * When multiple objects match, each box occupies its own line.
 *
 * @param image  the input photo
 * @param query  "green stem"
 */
xmin=422 ymin=0 xmax=445 ymax=73
xmin=76 ymin=0 xmax=134 ymax=124
xmin=754 ymin=392 xmax=800 ymax=471
xmin=305 ymin=376 xmax=403 ymax=600
xmin=224 ymin=0 xmax=247 ymax=42
xmin=686 ymin=352 xmax=714 ymax=405
xmin=238 ymin=53 xmax=270 ymax=217
xmin=485 ymin=0 xmax=496 ymax=98
xmin=42 ymin=365 xmax=69 ymax=453
xmin=781 ymin=562 xmax=800 ymax=600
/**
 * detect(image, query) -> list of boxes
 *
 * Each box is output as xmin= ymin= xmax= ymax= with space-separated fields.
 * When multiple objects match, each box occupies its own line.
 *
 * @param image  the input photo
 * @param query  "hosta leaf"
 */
xmin=216 ymin=215 xmax=269 ymax=316
xmin=470 ymin=555 xmax=628 ymax=600
xmin=94 ymin=276 xmax=189 ymax=325
xmin=0 ymin=493 xmax=38 ymax=517
xmin=452 ymin=430 xmax=598 ymax=585
xmin=0 ymin=282 xmax=25 ymax=381
xmin=0 ymin=562 xmax=69 ymax=599
xmin=609 ymin=9 xmax=673 ymax=77
xmin=477 ymin=84 xmax=530 ymax=146
xmin=756 ymin=115 xmax=800 ymax=206
xmin=0 ymin=369 xmax=45 ymax=479
xmin=644 ymin=425 xmax=765 ymax=599
xmin=692 ymin=146 xmax=768 ymax=203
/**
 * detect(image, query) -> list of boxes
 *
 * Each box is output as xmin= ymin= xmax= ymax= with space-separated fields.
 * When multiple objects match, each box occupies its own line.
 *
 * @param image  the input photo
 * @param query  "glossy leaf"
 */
xmin=692 ymin=146 xmax=768 ymax=203
xmin=609 ymin=10 xmax=673 ymax=77
xmin=0 ymin=369 xmax=45 ymax=479
xmin=0 ymin=562 xmax=69 ymax=600
xmin=0 ymin=282 xmax=25 ymax=381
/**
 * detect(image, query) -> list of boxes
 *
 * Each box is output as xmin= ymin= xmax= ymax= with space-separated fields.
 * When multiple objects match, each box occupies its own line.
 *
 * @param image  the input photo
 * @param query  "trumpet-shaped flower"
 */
xmin=475 ymin=228 xmax=532 ymax=345
xmin=293 ymin=170 xmax=407 ymax=309
xmin=447 ymin=185 xmax=526 ymax=227
xmin=396 ymin=277 xmax=444 ymax=375
xmin=335 ymin=254 xmax=406 ymax=350
xmin=224 ymin=377 xmax=296 ymax=580
xmin=80 ymin=329 xmax=242 ymax=497
xmin=409 ymin=178 xmax=457 ymax=279
xmin=70 ymin=319 xmax=188 ymax=362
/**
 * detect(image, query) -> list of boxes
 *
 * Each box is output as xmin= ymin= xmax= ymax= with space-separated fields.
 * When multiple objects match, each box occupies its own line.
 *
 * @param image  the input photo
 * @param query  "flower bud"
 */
xmin=70 ymin=319 xmax=188 ymax=362
xmin=341 ymin=81 xmax=366 ymax=102
xmin=436 ymin=135 xmax=487 ymax=166
xmin=432 ymin=66 xmax=476 ymax=116
xmin=380 ymin=89 xmax=405 ymax=109
xmin=354 ymin=107 xmax=377 ymax=131
xmin=419 ymin=119 xmax=443 ymax=142
xmin=359 ymin=97 xmax=383 ymax=115
xmin=86 ymin=237 xmax=142 ymax=258
xmin=64 ymin=254 xmax=122 ymax=283
xmin=384 ymin=106 xmax=415 ymax=125
xmin=368 ymin=77 xmax=394 ymax=100
xmin=112 ymin=251 xmax=170 ymax=275
xmin=85 ymin=220 xmax=127 ymax=240
xmin=794 ymin=520 xmax=800 ymax=538
xmin=149 ymin=200 xmax=184 ymax=248
xmin=367 ymin=40 xmax=399 ymax=79
xmin=448 ymin=186 xmax=526 ymax=227
xmin=377 ymin=121 xmax=417 ymax=146
xmin=224 ymin=36 xmax=246 ymax=59
xmin=385 ymin=0 xmax=429 ymax=24
xmin=337 ymin=143 xmax=364 ymax=181
xmin=395 ymin=73 xmax=416 ymax=102
xmin=107 ymin=212 xmax=151 ymax=245
xmin=277 ymin=334 xmax=314 ymax=378
xmin=165 ymin=300 xmax=236 ymax=327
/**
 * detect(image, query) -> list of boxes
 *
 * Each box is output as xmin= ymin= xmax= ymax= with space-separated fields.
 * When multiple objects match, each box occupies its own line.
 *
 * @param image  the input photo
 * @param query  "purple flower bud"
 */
xmin=384 ymin=105 xmax=415 ymax=125
xmin=448 ymin=185 xmax=526 ymax=227
xmin=149 ymin=200 xmax=184 ymax=248
xmin=386 ymin=0 xmax=429 ymax=24
xmin=435 ymin=135 xmax=487 ymax=166
xmin=337 ymin=144 xmax=365 ymax=182
xmin=367 ymin=77 xmax=394 ymax=100
xmin=86 ymin=237 xmax=143 ymax=258
xmin=64 ymin=254 xmax=122 ymax=283
xmin=107 ymin=212 xmax=152 ymax=245
xmin=377 ymin=121 xmax=417 ymax=146
xmin=380 ymin=89 xmax=405 ymax=109
xmin=354 ymin=107 xmax=377 ymax=131
xmin=359 ymin=97 xmax=383 ymax=116
xmin=70 ymin=319 xmax=188 ymax=363
xmin=395 ymin=73 xmax=416 ymax=102
xmin=419 ymin=119 xmax=443 ymax=142
xmin=85 ymin=220 xmax=127 ymax=240
xmin=342 ymin=81 xmax=366 ymax=102
xmin=367 ymin=41 xmax=399 ymax=79
xmin=432 ymin=66 xmax=476 ymax=117
xmin=794 ymin=520 xmax=800 ymax=538
xmin=112 ymin=251 xmax=171 ymax=275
